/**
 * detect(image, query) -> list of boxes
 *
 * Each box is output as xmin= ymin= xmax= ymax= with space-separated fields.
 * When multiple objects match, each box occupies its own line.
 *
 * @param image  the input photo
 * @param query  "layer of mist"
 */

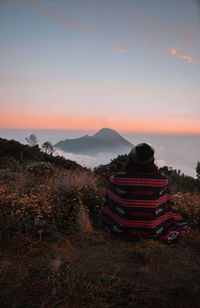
xmin=0 ymin=129 xmax=199 ymax=177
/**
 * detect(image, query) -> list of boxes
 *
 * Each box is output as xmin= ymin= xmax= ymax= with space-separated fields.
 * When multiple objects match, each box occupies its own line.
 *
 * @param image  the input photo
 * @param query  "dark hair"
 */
xmin=123 ymin=154 xmax=158 ymax=174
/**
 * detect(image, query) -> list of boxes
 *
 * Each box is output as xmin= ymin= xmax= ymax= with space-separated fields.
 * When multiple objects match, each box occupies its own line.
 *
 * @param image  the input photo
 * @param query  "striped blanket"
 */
xmin=102 ymin=171 xmax=191 ymax=243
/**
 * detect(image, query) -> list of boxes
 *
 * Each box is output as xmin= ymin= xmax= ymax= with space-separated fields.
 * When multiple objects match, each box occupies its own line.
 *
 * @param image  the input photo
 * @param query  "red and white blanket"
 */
xmin=102 ymin=171 xmax=191 ymax=243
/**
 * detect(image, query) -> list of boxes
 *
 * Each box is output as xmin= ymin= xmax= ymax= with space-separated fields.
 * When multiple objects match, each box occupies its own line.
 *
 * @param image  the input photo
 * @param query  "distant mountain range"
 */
xmin=54 ymin=128 xmax=133 ymax=156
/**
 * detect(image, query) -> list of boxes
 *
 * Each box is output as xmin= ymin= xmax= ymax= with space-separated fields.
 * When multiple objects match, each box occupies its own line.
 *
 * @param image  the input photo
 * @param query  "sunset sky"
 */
xmin=0 ymin=0 xmax=200 ymax=133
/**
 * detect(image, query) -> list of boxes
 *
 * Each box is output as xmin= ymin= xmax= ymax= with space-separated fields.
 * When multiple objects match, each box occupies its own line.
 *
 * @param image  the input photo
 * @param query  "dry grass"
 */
xmin=76 ymin=203 xmax=94 ymax=234
xmin=0 ymin=229 xmax=200 ymax=307
xmin=0 ymin=167 xmax=104 ymax=239
xmin=173 ymin=192 xmax=200 ymax=228
xmin=0 ymin=167 xmax=200 ymax=307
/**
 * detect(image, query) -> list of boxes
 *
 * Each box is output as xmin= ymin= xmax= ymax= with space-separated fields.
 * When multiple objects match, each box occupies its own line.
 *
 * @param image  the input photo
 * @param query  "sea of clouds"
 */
xmin=54 ymin=148 xmax=196 ymax=178
xmin=0 ymin=129 xmax=199 ymax=178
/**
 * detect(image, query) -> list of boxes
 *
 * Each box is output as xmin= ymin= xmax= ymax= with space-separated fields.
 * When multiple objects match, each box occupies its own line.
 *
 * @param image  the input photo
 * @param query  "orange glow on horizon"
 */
xmin=0 ymin=112 xmax=200 ymax=134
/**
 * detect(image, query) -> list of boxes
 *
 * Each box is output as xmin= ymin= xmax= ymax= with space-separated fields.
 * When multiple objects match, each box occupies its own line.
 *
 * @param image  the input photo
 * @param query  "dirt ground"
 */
xmin=0 ymin=229 xmax=200 ymax=308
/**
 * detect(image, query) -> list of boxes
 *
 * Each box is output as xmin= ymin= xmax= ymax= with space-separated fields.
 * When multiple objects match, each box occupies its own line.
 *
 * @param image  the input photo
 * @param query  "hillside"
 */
xmin=0 ymin=137 xmax=86 ymax=172
xmin=0 ymin=137 xmax=200 ymax=307
xmin=0 ymin=156 xmax=200 ymax=307
xmin=54 ymin=128 xmax=133 ymax=156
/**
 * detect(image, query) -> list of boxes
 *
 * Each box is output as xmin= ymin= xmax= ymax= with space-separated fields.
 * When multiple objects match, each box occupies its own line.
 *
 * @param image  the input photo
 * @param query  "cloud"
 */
xmin=169 ymin=47 xmax=178 ymax=56
xmin=155 ymin=159 xmax=166 ymax=168
xmin=3 ymin=0 xmax=200 ymax=64
xmin=178 ymin=54 xmax=194 ymax=64
xmin=169 ymin=47 xmax=197 ymax=64
xmin=55 ymin=149 xmax=120 ymax=169
xmin=7 ymin=0 xmax=90 ymax=36
xmin=113 ymin=46 xmax=128 ymax=53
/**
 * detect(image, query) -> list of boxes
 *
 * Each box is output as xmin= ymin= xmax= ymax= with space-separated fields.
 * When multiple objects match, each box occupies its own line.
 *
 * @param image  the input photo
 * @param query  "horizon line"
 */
xmin=0 ymin=127 xmax=200 ymax=136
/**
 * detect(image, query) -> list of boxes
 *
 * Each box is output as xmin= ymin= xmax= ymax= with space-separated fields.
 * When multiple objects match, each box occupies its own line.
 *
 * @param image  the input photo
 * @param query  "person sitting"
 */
xmin=102 ymin=143 xmax=191 ymax=244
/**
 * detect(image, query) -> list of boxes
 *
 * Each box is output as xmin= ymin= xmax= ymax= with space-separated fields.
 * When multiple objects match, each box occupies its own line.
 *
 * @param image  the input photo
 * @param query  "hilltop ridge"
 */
xmin=0 ymin=137 xmax=85 ymax=171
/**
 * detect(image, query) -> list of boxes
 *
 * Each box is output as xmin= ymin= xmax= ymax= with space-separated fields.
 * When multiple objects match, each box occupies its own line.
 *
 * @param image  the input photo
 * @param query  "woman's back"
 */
xmin=102 ymin=144 xmax=191 ymax=243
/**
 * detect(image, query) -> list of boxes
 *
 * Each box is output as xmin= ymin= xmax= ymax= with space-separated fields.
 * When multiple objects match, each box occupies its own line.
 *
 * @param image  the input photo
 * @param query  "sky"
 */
xmin=0 ymin=0 xmax=200 ymax=133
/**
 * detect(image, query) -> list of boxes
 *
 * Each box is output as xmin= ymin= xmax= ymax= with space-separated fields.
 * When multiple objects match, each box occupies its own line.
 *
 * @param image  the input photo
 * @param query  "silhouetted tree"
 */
xmin=41 ymin=141 xmax=55 ymax=155
xmin=25 ymin=134 xmax=39 ymax=147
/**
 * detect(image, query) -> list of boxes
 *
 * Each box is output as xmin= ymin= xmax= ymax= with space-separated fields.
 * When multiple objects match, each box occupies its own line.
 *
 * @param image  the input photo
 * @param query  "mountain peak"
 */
xmin=54 ymin=128 xmax=133 ymax=156
xmin=94 ymin=128 xmax=122 ymax=138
